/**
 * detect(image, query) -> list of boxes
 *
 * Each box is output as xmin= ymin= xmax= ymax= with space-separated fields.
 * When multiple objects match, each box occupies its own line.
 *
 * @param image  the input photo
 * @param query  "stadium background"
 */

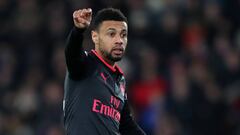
xmin=0 ymin=0 xmax=240 ymax=135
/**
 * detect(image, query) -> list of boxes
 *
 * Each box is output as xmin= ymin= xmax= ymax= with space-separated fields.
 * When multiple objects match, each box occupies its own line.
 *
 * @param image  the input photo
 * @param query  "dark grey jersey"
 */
xmin=63 ymin=27 xmax=146 ymax=135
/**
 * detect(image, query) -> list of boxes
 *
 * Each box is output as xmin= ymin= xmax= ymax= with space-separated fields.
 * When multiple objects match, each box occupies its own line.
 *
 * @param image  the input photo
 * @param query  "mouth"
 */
xmin=112 ymin=48 xmax=124 ymax=55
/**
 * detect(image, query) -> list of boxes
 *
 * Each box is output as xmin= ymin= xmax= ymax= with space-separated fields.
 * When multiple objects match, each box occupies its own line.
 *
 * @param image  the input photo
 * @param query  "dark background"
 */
xmin=0 ymin=0 xmax=240 ymax=135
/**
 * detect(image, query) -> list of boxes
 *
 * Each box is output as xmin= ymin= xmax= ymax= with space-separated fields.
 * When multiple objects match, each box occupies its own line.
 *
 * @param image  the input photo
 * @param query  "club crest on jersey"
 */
xmin=118 ymin=76 xmax=126 ymax=100
xmin=120 ymin=82 xmax=125 ymax=96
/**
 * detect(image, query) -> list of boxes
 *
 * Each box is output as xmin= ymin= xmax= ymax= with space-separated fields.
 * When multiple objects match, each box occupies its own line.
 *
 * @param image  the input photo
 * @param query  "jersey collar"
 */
xmin=91 ymin=50 xmax=124 ymax=75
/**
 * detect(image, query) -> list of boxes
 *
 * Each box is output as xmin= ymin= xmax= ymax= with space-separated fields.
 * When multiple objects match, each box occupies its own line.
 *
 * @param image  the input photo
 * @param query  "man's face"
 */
xmin=92 ymin=21 xmax=128 ymax=62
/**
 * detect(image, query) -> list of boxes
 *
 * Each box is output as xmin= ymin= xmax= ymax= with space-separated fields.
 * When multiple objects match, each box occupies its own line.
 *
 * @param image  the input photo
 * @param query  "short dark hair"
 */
xmin=91 ymin=8 xmax=127 ymax=31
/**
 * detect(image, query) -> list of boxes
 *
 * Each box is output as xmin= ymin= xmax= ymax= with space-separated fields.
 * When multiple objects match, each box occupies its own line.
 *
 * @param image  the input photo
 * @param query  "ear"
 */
xmin=91 ymin=30 xmax=99 ymax=44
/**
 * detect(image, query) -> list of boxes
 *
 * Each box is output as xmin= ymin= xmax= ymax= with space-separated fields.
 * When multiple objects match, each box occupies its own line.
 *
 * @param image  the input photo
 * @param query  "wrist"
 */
xmin=73 ymin=26 xmax=87 ymax=33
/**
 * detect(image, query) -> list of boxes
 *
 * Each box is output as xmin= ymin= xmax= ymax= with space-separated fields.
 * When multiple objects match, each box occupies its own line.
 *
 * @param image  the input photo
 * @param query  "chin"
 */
xmin=113 ymin=57 xmax=122 ymax=62
xmin=110 ymin=56 xmax=122 ymax=62
xmin=108 ymin=53 xmax=123 ymax=61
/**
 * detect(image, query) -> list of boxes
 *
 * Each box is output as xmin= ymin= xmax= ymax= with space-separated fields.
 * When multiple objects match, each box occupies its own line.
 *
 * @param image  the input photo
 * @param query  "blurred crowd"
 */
xmin=0 ymin=0 xmax=239 ymax=135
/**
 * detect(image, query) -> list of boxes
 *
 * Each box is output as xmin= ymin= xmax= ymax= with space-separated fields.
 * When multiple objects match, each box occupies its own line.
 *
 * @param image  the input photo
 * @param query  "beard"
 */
xmin=98 ymin=37 xmax=126 ymax=63
xmin=99 ymin=47 xmax=124 ymax=62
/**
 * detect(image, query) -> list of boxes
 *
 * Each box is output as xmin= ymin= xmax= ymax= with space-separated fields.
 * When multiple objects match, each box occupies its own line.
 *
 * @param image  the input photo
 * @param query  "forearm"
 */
xmin=65 ymin=26 xmax=86 ymax=59
xmin=65 ymin=27 xmax=87 ymax=79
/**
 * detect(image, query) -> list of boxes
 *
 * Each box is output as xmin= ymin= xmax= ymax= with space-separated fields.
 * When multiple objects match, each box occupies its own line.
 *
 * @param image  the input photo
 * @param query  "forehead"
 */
xmin=99 ymin=21 xmax=128 ymax=32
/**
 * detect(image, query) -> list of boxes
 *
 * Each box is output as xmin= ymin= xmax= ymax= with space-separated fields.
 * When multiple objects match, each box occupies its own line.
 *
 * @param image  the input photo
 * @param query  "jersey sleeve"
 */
xmin=119 ymin=100 xmax=146 ymax=135
xmin=65 ymin=26 xmax=88 ymax=80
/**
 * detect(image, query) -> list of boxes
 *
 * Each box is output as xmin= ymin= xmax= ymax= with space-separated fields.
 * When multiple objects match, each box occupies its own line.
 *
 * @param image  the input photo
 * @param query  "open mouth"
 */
xmin=112 ymin=48 xmax=124 ymax=55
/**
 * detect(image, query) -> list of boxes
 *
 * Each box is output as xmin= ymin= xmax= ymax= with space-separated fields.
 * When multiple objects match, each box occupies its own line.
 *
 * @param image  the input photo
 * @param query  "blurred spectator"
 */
xmin=50 ymin=44 xmax=66 ymax=81
xmin=156 ymin=113 xmax=182 ymax=135
xmin=129 ymin=45 xmax=167 ymax=134
xmin=0 ymin=43 xmax=16 ymax=90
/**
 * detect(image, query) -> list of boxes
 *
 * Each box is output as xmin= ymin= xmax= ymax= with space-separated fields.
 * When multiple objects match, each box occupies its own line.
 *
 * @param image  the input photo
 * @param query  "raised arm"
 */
xmin=65 ymin=8 xmax=92 ymax=80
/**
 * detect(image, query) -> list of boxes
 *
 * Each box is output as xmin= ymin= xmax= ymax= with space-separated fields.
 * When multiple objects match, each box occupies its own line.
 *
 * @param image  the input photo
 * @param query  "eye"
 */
xmin=121 ymin=32 xmax=127 ymax=38
xmin=108 ymin=32 xmax=116 ymax=37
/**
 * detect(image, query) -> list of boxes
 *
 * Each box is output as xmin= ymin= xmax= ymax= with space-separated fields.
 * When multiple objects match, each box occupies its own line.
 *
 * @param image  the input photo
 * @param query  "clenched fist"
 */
xmin=73 ymin=8 xmax=92 ymax=29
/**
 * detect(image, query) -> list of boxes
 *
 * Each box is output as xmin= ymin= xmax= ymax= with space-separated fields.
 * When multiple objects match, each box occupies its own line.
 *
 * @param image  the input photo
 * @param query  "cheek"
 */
xmin=123 ymin=39 xmax=128 ymax=48
xmin=104 ymin=38 xmax=115 ymax=48
xmin=100 ymin=38 xmax=113 ymax=50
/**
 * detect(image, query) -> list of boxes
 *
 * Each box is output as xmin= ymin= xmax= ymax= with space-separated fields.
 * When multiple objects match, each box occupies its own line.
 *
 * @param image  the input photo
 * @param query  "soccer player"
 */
xmin=63 ymin=7 xmax=146 ymax=135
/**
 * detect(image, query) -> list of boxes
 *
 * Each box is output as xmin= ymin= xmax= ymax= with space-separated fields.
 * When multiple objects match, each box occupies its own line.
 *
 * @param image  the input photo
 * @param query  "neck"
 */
xmin=95 ymin=49 xmax=115 ymax=66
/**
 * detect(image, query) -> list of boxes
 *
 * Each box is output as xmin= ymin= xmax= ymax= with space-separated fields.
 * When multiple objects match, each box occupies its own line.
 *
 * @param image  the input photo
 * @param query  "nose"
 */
xmin=115 ymin=35 xmax=123 ymax=45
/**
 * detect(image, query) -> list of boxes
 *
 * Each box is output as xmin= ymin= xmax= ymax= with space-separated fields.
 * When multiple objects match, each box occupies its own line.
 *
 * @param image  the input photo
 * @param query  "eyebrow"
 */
xmin=107 ymin=28 xmax=127 ymax=32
